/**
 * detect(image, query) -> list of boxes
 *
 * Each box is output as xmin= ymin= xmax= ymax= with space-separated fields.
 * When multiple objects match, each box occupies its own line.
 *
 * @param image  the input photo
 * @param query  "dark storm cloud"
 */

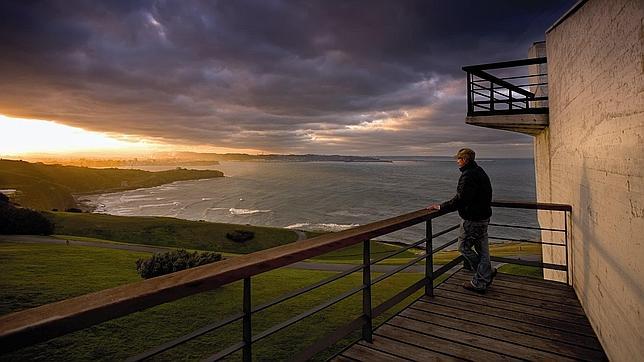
xmin=0 ymin=0 xmax=572 ymax=156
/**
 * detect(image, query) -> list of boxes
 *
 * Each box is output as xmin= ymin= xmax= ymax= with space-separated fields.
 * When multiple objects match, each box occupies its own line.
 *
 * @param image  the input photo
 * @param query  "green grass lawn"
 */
xmin=433 ymin=242 xmax=542 ymax=264
xmin=48 ymin=211 xmax=540 ymax=267
xmin=48 ymin=212 xmax=299 ymax=254
xmin=497 ymin=263 xmax=544 ymax=278
xmin=0 ymin=241 xmax=429 ymax=361
xmin=309 ymin=240 xmax=419 ymax=263
xmin=308 ymin=241 xmax=542 ymax=266
xmin=48 ymin=212 xmax=426 ymax=263
xmin=54 ymin=234 xmax=157 ymax=245
xmin=54 ymin=234 xmax=418 ymax=264
xmin=0 ymin=243 xmax=148 ymax=315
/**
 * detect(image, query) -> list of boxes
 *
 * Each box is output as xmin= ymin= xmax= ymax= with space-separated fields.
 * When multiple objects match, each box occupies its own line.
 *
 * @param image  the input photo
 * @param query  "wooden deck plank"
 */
xmin=356 ymin=336 xmax=459 ymax=361
xmin=450 ymin=272 xmax=577 ymax=298
xmin=436 ymin=280 xmax=587 ymax=316
xmin=445 ymin=276 xmax=581 ymax=306
xmin=332 ymin=355 xmax=359 ymax=362
xmin=376 ymin=323 xmax=519 ymax=361
xmin=333 ymin=271 xmax=607 ymax=361
xmin=400 ymin=307 xmax=607 ymax=361
xmin=341 ymin=342 xmax=411 ymax=362
xmin=419 ymin=296 xmax=597 ymax=337
xmin=434 ymin=288 xmax=593 ymax=328
xmin=411 ymin=299 xmax=603 ymax=349
xmin=493 ymin=272 xmax=573 ymax=290
xmin=388 ymin=314 xmax=578 ymax=361
xmin=449 ymin=273 xmax=579 ymax=299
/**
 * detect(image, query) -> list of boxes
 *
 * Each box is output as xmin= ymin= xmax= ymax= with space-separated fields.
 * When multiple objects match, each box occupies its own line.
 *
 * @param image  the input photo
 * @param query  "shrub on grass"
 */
xmin=136 ymin=249 xmax=222 ymax=279
xmin=226 ymin=230 xmax=254 ymax=243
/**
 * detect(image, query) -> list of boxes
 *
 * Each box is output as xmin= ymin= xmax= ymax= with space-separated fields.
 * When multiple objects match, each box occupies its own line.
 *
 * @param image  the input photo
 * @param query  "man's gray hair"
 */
xmin=454 ymin=148 xmax=476 ymax=161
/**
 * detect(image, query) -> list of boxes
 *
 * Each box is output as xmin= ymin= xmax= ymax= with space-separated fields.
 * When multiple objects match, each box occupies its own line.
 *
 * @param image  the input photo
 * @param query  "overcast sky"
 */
xmin=0 ymin=0 xmax=572 ymax=157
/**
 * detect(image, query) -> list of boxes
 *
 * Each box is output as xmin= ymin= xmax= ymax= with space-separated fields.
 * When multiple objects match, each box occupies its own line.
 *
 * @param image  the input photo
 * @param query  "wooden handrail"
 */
xmin=492 ymin=200 xmax=572 ymax=212
xmin=0 ymin=208 xmax=440 ymax=352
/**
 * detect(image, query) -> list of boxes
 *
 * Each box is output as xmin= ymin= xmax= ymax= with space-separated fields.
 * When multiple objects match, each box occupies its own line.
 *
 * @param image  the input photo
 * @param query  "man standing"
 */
xmin=427 ymin=148 xmax=495 ymax=293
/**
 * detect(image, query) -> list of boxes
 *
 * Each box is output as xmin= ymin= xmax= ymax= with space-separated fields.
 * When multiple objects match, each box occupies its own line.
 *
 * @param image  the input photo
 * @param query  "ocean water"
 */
xmin=86 ymin=157 xmax=539 ymax=247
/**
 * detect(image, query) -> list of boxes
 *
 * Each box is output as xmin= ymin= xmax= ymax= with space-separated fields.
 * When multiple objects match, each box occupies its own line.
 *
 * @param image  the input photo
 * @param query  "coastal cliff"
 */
xmin=0 ymin=159 xmax=224 ymax=211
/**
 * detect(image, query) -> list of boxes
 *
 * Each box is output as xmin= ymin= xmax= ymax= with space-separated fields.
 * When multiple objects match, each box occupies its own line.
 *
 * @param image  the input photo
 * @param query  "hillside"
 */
xmin=0 ymin=159 xmax=223 ymax=210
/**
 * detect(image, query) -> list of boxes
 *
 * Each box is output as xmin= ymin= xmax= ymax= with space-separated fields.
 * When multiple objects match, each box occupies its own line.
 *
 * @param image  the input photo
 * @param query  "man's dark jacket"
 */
xmin=441 ymin=160 xmax=492 ymax=221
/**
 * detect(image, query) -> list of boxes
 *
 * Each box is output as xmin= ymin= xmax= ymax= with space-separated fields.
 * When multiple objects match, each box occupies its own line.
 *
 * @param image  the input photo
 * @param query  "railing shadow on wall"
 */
xmin=0 ymin=200 xmax=571 ymax=361
xmin=463 ymin=57 xmax=549 ymax=116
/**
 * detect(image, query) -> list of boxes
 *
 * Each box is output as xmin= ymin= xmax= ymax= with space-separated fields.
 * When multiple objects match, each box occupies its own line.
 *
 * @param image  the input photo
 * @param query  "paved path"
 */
xmin=0 ymin=235 xmax=172 ymax=254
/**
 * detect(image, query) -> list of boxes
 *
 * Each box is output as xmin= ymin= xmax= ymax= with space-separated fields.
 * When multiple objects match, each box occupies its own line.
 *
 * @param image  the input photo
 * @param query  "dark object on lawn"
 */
xmin=65 ymin=207 xmax=83 ymax=213
xmin=0 ymin=197 xmax=54 ymax=235
xmin=136 ymin=249 xmax=222 ymax=279
xmin=226 ymin=230 xmax=255 ymax=242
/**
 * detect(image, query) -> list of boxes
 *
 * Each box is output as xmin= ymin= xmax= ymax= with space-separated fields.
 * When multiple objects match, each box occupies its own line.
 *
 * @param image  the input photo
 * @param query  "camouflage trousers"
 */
xmin=458 ymin=218 xmax=492 ymax=289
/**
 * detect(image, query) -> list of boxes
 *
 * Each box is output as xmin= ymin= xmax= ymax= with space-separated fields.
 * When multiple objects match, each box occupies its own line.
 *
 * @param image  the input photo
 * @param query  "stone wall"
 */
xmin=537 ymin=0 xmax=644 ymax=359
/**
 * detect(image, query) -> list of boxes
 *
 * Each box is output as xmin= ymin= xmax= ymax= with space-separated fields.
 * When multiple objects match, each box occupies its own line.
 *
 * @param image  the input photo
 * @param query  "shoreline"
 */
xmin=72 ymin=177 xmax=224 ymax=213
xmin=73 ymin=195 xmax=100 ymax=213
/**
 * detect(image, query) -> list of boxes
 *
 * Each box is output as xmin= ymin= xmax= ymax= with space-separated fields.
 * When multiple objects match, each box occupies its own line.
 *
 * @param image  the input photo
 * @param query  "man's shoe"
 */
xmin=462 ymin=262 xmax=474 ymax=272
xmin=486 ymin=268 xmax=498 ymax=288
xmin=462 ymin=280 xmax=486 ymax=294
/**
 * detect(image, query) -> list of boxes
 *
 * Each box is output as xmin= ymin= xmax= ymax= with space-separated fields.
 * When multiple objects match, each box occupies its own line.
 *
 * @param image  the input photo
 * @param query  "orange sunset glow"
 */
xmin=0 ymin=115 xmax=163 ymax=156
xmin=0 ymin=115 xmax=263 ymax=156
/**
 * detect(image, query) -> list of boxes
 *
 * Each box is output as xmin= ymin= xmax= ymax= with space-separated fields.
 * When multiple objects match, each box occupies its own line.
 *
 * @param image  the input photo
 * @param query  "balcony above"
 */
xmin=463 ymin=57 xmax=549 ymax=136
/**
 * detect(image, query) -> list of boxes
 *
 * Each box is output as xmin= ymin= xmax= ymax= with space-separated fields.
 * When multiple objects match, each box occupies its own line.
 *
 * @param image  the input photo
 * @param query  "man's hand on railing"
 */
xmin=426 ymin=204 xmax=441 ymax=211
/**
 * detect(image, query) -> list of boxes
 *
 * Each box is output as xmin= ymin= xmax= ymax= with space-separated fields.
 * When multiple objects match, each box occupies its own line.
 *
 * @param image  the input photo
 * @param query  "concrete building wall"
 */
xmin=528 ymin=41 xmax=548 ymax=109
xmin=537 ymin=0 xmax=644 ymax=359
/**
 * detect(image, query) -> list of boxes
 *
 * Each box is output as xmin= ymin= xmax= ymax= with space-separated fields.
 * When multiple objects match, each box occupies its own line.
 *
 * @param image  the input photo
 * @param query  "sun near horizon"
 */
xmin=0 ymin=114 xmax=263 ymax=158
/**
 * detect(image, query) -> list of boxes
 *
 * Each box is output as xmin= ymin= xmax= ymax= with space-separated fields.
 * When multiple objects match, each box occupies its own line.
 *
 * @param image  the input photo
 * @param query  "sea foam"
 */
xmin=229 ymin=208 xmax=271 ymax=215
xmin=285 ymin=223 xmax=360 ymax=232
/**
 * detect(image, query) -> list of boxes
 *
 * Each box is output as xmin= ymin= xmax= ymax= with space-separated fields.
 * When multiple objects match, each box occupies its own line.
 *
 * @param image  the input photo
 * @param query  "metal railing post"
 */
xmin=425 ymin=219 xmax=434 ymax=296
xmin=362 ymin=239 xmax=373 ymax=343
xmin=466 ymin=73 xmax=473 ymax=115
xmin=489 ymin=81 xmax=495 ymax=111
xmin=242 ymin=277 xmax=252 ymax=361
xmin=509 ymin=89 xmax=513 ymax=110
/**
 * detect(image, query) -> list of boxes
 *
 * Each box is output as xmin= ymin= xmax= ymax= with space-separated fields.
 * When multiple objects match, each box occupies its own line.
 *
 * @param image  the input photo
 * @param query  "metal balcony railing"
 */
xmin=463 ymin=57 xmax=548 ymax=116
xmin=0 ymin=200 xmax=571 ymax=361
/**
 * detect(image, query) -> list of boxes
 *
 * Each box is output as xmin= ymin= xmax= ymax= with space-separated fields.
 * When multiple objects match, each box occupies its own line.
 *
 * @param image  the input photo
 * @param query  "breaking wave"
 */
xmin=229 ymin=208 xmax=272 ymax=215
xmin=139 ymin=202 xmax=180 ymax=209
xmin=327 ymin=210 xmax=369 ymax=218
